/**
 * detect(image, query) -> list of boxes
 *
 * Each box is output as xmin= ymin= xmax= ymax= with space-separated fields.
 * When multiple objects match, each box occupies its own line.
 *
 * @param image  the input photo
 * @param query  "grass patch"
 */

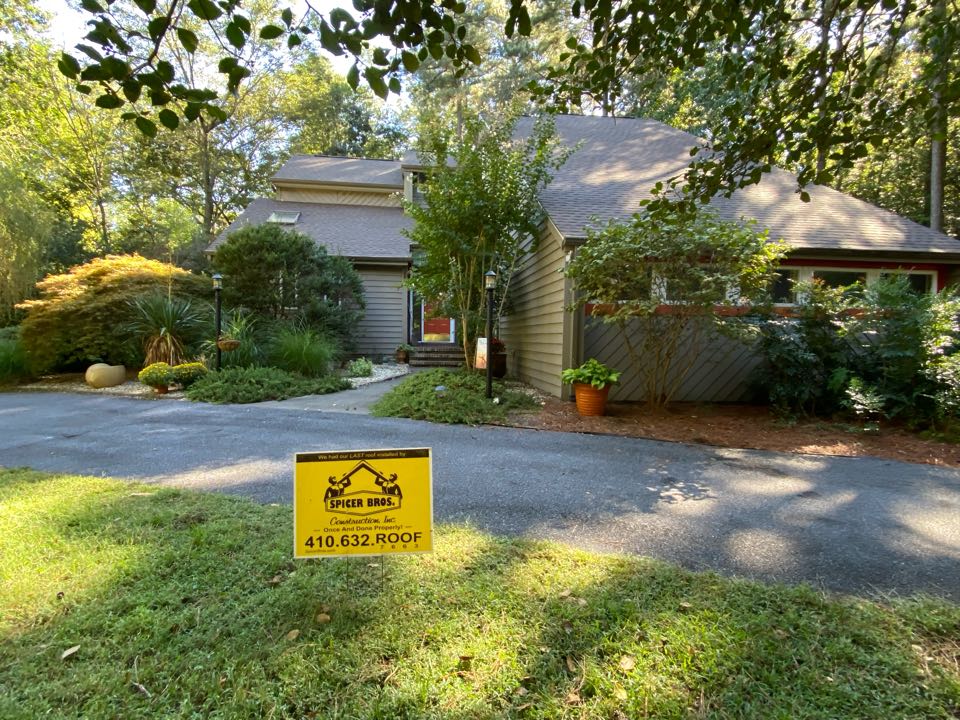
xmin=372 ymin=368 xmax=539 ymax=424
xmin=185 ymin=366 xmax=349 ymax=404
xmin=1 ymin=468 xmax=957 ymax=719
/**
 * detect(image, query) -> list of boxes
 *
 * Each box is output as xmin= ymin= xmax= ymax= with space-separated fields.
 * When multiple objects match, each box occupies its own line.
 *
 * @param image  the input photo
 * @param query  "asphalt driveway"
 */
xmin=2 ymin=391 xmax=958 ymax=599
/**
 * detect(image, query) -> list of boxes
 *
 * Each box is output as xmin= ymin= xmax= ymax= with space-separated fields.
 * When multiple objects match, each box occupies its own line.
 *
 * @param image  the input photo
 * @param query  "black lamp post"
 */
xmin=212 ymin=273 xmax=222 ymax=371
xmin=484 ymin=270 xmax=496 ymax=399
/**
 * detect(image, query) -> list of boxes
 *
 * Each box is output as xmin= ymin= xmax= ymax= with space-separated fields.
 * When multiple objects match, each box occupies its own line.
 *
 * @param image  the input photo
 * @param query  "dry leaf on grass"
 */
xmin=614 ymin=687 xmax=628 ymax=701
xmin=267 ymin=575 xmax=283 ymax=586
xmin=315 ymin=613 xmax=331 ymax=624
xmin=565 ymin=691 xmax=581 ymax=705
xmin=559 ymin=589 xmax=572 ymax=598
xmin=619 ymin=655 xmax=636 ymax=671
xmin=565 ymin=655 xmax=577 ymax=673
xmin=285 ymin=629 xmax=300 ymax=641
xmin=130 ymin=682 xmax=151 ymax=698
xmin=60 ymin=645 xmax=80 ymax=660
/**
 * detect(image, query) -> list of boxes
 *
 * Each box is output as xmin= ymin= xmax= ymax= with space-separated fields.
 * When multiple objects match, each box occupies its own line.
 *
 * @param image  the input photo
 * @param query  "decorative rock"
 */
xmin=85 ymin=363 xmax=126 ymax=388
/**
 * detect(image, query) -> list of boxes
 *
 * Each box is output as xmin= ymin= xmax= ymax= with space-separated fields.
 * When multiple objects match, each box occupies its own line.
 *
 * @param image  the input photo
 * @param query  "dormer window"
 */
xmin=267 ymin=211 xmax=301 ymax=225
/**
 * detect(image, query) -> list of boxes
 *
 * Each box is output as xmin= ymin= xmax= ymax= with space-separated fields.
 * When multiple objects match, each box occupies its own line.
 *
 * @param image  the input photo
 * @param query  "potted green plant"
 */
xmin=138 ymin=362 xmax=175 ymax=395
xmin=395 ymin=343 xmax=414 ymax=363
xmin=490 ymin=337 xmax=507 ymax=379
xmin=561 ymin=359 xmax=621 ymax=416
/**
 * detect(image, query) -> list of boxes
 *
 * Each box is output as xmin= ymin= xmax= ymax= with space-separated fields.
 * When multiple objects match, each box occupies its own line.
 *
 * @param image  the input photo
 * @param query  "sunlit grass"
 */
xmin=1 ymin=468 xmax=958 ymax=719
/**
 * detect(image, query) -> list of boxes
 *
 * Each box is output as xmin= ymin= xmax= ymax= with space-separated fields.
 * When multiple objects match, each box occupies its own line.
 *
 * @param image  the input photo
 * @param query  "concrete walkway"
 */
xmin=260 ymin=373 xmax=411 ymax=414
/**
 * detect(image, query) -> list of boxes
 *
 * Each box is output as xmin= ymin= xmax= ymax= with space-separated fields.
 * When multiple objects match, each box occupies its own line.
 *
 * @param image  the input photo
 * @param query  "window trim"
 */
xmin=774 ymin=266 xmax=938 ymax=305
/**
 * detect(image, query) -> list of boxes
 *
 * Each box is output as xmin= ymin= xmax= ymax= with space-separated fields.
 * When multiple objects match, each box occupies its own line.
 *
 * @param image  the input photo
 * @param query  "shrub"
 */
xmin=212 ymin=224 xmax=365 ymax=349
xmin=17 ymin=255 xmax=208 ymax=372
xmin=172 ymin=362 xmax=208 ymax=388
xmin=561 ymin=358 xmax=620 ymax=388
xmin=126 ymin=293 xmax=207 ymax=366
xmin=0 ymin=326 xmax=29 ymax=384
xmin=347 ymin=356 xmax=374 ymax=377
xmin=268 ymin=326 xmax=338 ymax=378
xmin=185 ymin=366 xmax=349 ymax=404
xmin=371 ymin=368 xmax=538 ymax=424
xmin=138 ymin=362 xmax=174 ymax=389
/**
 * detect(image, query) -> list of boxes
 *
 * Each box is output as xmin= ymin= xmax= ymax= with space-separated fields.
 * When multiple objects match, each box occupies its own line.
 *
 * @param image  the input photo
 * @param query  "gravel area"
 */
xmin=15 ymin=362 xmax=412 ymax=399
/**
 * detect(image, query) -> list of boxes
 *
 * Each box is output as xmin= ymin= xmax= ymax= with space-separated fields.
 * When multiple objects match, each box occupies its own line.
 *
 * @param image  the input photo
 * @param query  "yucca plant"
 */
xmin=127 ymin=293 xmax=205 ymax=366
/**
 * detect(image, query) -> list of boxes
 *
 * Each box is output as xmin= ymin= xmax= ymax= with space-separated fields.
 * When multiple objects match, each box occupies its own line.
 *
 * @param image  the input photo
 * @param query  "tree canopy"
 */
xmin=62 ymin=0 xmax=957 ymax=217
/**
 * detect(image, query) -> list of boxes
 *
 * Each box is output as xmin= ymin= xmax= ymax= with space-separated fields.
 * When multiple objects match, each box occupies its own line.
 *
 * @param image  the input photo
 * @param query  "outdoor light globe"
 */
xmin=212 ymin=273 xmax=223 ymax=290
xmin=484 ymin=270 xmax=497 ymax=290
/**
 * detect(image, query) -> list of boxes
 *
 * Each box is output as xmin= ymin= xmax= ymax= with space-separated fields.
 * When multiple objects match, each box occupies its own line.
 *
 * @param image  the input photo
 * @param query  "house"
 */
xmin=215 ymin=115 xmax=960 ymax=401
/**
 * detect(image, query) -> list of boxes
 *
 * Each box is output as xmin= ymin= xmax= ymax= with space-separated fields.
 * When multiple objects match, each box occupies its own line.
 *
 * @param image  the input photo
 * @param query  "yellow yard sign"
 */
xmin=294 ymin=448 xmax=433 ymax=558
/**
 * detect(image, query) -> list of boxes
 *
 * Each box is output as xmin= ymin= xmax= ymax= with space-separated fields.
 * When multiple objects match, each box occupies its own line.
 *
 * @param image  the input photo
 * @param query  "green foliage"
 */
xmin=346 ymin=356 xmax=374 ymax=378
xmin=212 ymin=224 xmax=365 ymax=349
xmin=756 ymin=277 xmax=960 ymax=426
xmin=137 ymin=362 xmax=174 ymax=389
xmin=567 ymin=208 xmax=786 ymax=407
xmin=185 ymin=366 xmax=348 ymax=404
xmin=754 ymin=282 xmax=854 ymax=417
xmin=561 ymin=358 xmax=621 ymax=389
xmin=405 ymin=112 xmax=568 ymax=367
xmin=267 ymin=326 xmax=339 ymax=378
xmin=17 ymin=255 xmax=209 ymax=372
xmin=126 ymin=293 xmax=207 ymax=366
xmin=0 ymin=327 xmax=29 ymax=384
xmin=372 ymin=368 xmax=538 ymax=424
xmin=171 ymin=362 xmax=208 ymax=388
xmin=203 ymin=310 xmax=266 ymax=369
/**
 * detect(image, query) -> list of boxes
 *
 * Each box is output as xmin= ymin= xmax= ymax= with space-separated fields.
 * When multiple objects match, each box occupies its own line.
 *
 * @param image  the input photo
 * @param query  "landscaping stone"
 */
xmin=84 ymin=364 xmax=126 ymax=389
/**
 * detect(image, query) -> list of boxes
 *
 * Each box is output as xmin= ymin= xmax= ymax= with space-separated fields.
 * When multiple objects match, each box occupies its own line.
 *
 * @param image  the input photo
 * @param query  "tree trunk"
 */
xmin=927 ymin=0 xmax=948 ymax=233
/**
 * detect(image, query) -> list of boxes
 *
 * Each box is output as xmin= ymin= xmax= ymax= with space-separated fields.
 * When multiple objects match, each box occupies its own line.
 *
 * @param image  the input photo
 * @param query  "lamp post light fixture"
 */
xmin=212 ymin=273 xmax=223 ymax=371
xmin=484 ymin=270 xmax=497 ymax=399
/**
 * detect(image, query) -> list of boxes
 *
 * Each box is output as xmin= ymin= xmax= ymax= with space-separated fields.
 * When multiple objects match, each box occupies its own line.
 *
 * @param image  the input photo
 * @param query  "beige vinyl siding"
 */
xmin=583 ymin=317 xmax=761 ymax=402
xmin=276 ymin=187 xmax=402 ymax=207
xmin=354 ymin=266 xmax=407 ymax=358
xmin=499 ymin=225 xmax=569 ymax=396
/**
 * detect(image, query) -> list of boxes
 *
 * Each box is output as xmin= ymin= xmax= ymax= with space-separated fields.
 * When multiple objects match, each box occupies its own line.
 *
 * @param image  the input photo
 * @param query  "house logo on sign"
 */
xmin=323 ymin=461 xmax=403 ymax=517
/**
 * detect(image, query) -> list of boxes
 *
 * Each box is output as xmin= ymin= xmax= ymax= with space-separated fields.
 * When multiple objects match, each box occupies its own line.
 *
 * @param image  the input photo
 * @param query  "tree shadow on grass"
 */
xmin=1 ymin=472 xmax=958 ymax=719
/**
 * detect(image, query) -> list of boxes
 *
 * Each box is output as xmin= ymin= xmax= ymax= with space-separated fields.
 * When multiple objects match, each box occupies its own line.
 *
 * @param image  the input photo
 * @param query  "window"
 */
xmin=771 ymin=269 xmax=799 ymax=303
xmin=812 ymin=270 xmax=868 ymax=289
xmin=267 ymin=211 xmax=301 ymax=225
xmin=771 ymin=266 xmax=938 ymax=304
xmin=879 ymin=272 xmax=933 ymax=295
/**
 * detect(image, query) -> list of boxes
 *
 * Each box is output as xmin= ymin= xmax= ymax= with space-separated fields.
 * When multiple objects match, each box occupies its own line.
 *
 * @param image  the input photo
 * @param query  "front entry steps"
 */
xmin=409 ymin=343 xmax=466 ymax=368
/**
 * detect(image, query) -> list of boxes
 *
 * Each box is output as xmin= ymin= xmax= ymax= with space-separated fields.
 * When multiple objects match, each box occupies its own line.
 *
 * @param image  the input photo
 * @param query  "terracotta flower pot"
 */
xmin=154 ymin=385 xmax=169 ymax=395
xmin=573 ymin=383 xmax=610 ymax=416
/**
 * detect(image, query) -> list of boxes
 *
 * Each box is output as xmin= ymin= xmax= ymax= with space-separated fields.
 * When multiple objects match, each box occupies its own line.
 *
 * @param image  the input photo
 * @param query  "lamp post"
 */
xmin=484 ymin=270 xmax=496 ymax=399
xmin=212 ymin=273 xmax=222 ymax=371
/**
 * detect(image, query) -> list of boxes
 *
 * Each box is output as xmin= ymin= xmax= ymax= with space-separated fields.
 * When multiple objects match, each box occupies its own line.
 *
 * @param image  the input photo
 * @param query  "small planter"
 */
xmin=572 ymin=382 xmax=610 ymax=416
xmin=395 ymin=349 xmax=409 ymax=363
xmin=217 ymin=338 xmax=241 ymax=352
xmin=154 ymin=385 xmax=169 ymax=395
xmin=490 ymin=351 xmax=507 ymax=379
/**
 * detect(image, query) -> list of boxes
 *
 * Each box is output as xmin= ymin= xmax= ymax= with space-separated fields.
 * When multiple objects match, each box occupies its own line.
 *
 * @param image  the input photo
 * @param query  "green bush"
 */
xmin=18 ymin=255 xmax=209 ymax=372
xmin=346 ymin=356 xmax=374 ymax=377
xmin=212 ymin=224 xmax=365 ymax=349
xmin=171 ymin=362 xmax=208 ymax=388
xmin=371 ymin=368 xmax=538 ymax=424
xmin=0 ymin=327 xmax=29 ymax=384
xmin=126 ymin=293 xmax=207 ymax=366
xmin=185 ymin=366 xmax=349 ymax=404
xmin=138 ymin=362 xmax=174 ymax=389
xmin=268 ymin=326 xmax=338 ymax=378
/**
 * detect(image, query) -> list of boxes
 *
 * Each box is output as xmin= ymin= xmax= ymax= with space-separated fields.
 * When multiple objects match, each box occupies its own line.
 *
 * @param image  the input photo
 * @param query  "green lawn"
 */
xmin=1 ymin=468 xmax=958 ymax=719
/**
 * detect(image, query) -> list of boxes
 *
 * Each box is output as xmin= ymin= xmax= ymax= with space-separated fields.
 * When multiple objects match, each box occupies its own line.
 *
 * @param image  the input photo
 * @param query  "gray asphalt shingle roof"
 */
xmin=210 ymin=199 xmax=412 ymax=261
xmin=273 ymin=156 xmax=403 ymax=188
xmin=536 ymin=115 xmax=960 ymax=257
